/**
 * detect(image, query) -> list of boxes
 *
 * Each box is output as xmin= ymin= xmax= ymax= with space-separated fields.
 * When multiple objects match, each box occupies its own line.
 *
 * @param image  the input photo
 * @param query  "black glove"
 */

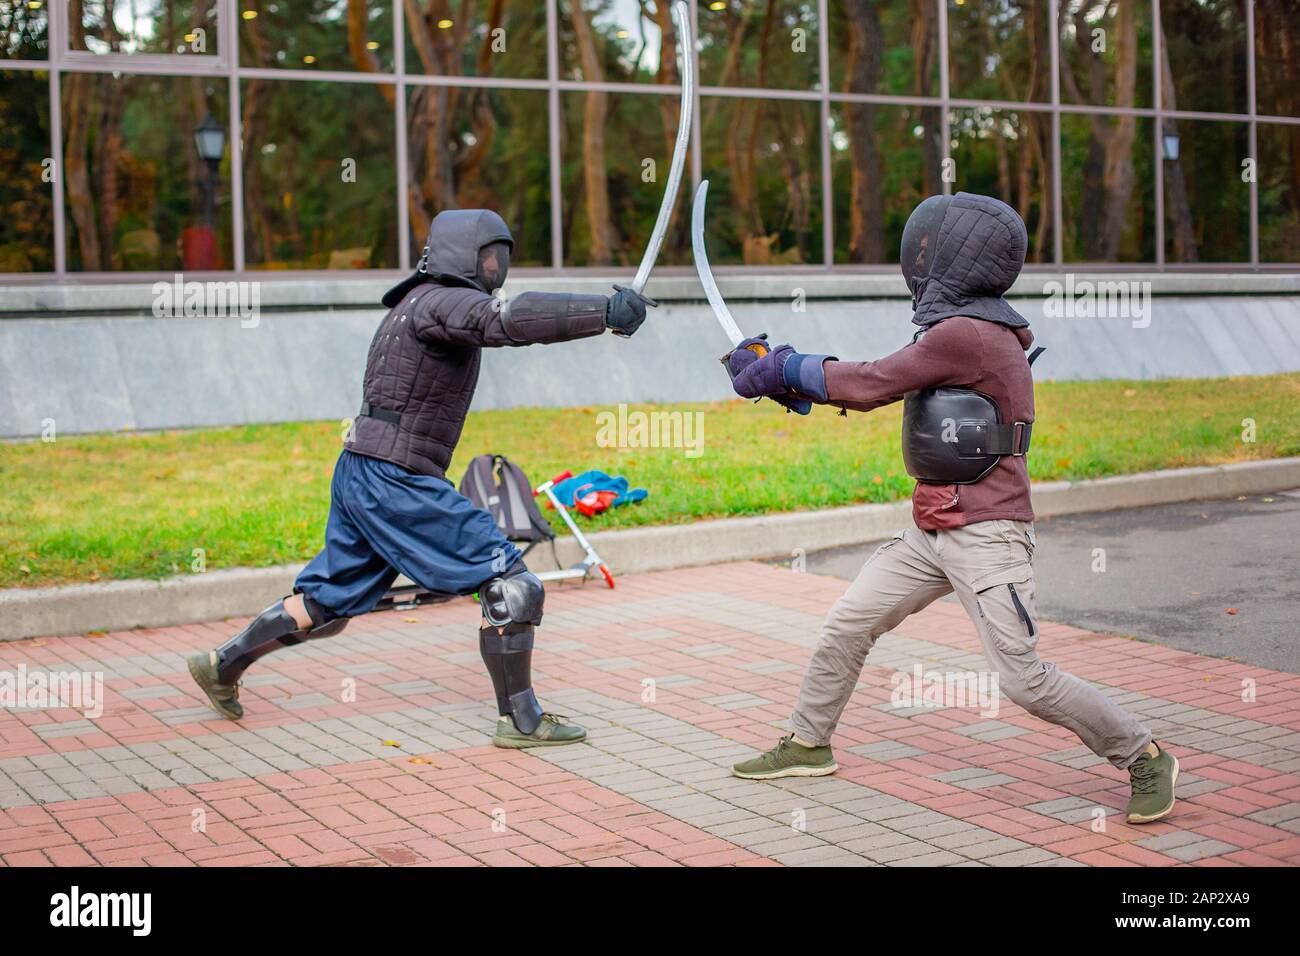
xmin=606 ymin=287 xmax=651 ymax=337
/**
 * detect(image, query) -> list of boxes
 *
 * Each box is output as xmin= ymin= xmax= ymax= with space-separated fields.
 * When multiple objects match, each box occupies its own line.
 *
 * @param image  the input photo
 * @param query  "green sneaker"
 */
xmin=491 ymin=713 xmax=587 ymax=749
xmin=1126 ymin=744 xmax=1178 ymax=824
xmin=732 ymin=735 xmax=837 ymax=780
xmin=186 ymin=652 xmax=244 ymax=721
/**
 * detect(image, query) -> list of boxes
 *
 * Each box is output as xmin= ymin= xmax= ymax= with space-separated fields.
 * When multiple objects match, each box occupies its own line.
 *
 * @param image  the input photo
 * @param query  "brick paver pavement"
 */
xmin=2 ymin=562 xmax=1298 ymax=867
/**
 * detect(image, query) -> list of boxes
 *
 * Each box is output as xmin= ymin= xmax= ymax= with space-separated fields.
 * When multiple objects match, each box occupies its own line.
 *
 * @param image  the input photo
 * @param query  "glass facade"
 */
xmin=1 ymin=0 xmax=1297 ymax=278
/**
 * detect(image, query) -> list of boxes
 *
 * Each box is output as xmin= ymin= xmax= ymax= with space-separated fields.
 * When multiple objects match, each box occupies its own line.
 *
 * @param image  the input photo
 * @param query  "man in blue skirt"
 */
xmin=187 ymin=210 xmax=649 ymax=748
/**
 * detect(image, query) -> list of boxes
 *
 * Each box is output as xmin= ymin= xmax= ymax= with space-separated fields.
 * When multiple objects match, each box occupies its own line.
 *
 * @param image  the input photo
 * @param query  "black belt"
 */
xmin=359 ymin=401 xmax=402 ymax=426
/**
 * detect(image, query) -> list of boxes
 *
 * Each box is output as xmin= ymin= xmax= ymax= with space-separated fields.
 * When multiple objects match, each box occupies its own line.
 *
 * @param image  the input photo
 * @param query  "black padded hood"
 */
xmin=382 ymin=209 xmax=514 ymax=308
xmin=901 ymin=191 xmax=1029 ymax=330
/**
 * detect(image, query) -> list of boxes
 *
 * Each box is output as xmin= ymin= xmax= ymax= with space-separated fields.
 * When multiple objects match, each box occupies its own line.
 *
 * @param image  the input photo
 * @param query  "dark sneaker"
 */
xmin=186 ymin=652 xmax=244 ymax=720
xmin=1126 ymin=744 xmax=1178 ymax=823
xmin=491 ymin=714 xmax=587 ymax=749
xmin=732 ymin=735 xmax=837 ymax=780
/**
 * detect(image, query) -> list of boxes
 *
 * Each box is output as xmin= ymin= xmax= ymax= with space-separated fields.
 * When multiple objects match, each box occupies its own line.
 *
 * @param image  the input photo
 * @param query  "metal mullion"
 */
xmin=1246 ymin=0 xmax=1258 ymax=267
xmin=394 ymin=0 xmax=409 ymax=271
xmin=225 ymin=0 xmax=245 ymax=273
xmin=57 ymin=57 xmax=228 ymax=78
xmin=1049 ymin=0 xmax=1062 ymax=265
xmin=938 ymin=0 xmax=951 ymax=196
xmin=217 ymin=0 xmax=230 ymax=68
xmin=828 ymin=90 xmax=945 ymax=108
xmin=557 ymin=77 xmax=682 ymax=94
xmin=1255 ymin=113 xmax=1300 ymax=127
xmin=818 ymin=0 xmax=832 ymax=268
xmin=948 ymin=96 xmax=1059 ymax=114
xmin=237 ymin=65 xmax=402 ymax=84
xmin=1163 ymin=107 xmax=1254 ymax=123
xmin=59 ymin=52 xmax=228 ymax=74
xmin=697 ymin=84 xmax=822 ymax=102
xmin=1 ymin=58 xmax=52 ymax=71
xmin=547 ymin=0 xmax=562 ymax=271
xmin=1152 ymin=0 xmax=1165 ymax=268
xmin=1028 ymin=101 xmax=1157 ymax=118
xmin=49 ymin=4 xmax=65 ymax=276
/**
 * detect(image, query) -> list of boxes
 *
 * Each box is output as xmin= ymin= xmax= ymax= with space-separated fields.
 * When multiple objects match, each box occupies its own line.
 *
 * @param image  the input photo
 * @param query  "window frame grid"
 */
xmin=1 ymin=0 xmax=1295 ymax=282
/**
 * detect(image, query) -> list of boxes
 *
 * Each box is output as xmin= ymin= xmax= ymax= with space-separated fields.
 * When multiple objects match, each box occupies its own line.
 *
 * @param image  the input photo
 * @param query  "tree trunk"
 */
xmin=570 ymin=1 xmax=614 ymax=264
xmin=1098 ymin=0 xmax=1139 ymax=259
xmin=62 ymin=72 xmax=102 ymax=270
xmin=843 ymin=0 xmax=884 ymax=262
xmin=912 ymin=0 xmax=942 ymax=195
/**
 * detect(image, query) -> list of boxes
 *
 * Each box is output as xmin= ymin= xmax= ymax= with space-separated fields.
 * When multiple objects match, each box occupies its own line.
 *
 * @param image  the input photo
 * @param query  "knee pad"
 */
xmin=306 ymin=595 xmax=348 ymax=636
xmin=283 ymin=594 xmax=349 ymax=644
xmin=480 ymin=569 xmax=545 ymax=628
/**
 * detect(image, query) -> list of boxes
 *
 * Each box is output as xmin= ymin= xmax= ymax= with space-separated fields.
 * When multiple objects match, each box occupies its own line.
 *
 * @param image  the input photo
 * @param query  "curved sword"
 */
xmin=623 ymin=0 xmax=695 ymax=299
xmin=691 ymin=179 xmax=746 ymax=348
xmin=692 ymin=179 xmax=811 ymax=415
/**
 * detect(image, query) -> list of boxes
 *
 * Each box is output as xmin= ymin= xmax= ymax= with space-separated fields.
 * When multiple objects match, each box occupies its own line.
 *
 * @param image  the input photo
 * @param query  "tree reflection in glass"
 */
xmin=697 ymin=0 xmax=818 ymax=91
xmin=406 ymin=87 xmax=551 ymax=267
xmin=949 ymin=107 xmax=1053 ymax=262
xmin=405 ymin=0 xmax=546 ymax=78
xmin=946 ymin=0 xmax=1050 ymax=103
xmin=703 ymin=96 xmax=822 ymax=266
xmin=71 ymin=0 xmax=218 ymax=55
xmin=62 ymin=73 xmax=231 ymax=271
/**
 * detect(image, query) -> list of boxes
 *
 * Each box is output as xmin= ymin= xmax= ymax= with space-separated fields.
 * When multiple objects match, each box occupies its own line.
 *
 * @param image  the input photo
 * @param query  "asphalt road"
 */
xmin=784 ymin=490 xmax=1300 ymax=674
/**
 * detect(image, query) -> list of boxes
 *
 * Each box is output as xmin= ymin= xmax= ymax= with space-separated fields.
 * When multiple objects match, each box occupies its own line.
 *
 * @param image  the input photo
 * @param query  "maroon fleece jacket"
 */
xmin=822 ymin=316 xmax=1036 ymax=530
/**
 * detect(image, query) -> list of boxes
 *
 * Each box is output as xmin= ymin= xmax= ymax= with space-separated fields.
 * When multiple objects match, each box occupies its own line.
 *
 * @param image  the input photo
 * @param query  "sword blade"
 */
xmin=691 ymin=180 xmax=745 ymax=348
xmin=630 ymin=0 xmax=694 ymax=295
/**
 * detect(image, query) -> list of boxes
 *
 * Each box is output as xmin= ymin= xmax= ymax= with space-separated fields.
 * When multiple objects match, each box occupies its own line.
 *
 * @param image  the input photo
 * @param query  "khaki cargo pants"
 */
xmin=790 ymin=520 xmax=1152 ymax=768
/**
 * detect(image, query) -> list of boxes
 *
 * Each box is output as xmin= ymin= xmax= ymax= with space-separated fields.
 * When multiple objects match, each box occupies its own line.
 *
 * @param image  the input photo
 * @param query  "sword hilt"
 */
xmin=720 ymin=333 xmax=811 ymax=416
xmin=612 ymin=283 xmax=659 ymax=308
xmin=610 ymin=284 xmax=658 ymax=338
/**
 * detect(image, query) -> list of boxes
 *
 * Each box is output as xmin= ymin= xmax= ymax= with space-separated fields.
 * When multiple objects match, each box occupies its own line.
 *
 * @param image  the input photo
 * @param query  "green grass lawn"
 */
xmin=3 ymin=374 xmax=1298 ymax=589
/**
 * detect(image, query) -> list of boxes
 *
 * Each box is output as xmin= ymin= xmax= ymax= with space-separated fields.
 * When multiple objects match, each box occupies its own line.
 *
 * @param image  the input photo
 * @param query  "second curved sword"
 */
xmin=617 ymin=0 xmax=695 ymax=305
xmin=691 ymin=179 xmax=811 ymax=416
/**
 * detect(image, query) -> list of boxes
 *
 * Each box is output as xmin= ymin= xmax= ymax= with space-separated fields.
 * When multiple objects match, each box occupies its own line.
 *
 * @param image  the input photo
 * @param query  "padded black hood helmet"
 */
xmin=900 ymin=191 xmax=1029 ymax=330
xmin=382 ymin=209 xmax=515 ymax=308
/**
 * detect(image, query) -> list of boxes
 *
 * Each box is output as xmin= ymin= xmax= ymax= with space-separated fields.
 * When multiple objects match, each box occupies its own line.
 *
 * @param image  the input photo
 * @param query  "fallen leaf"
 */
xmin=1262 ymin=497 xmax=1274 ymax=503
xmin=28 ymin=638 xmax=46 ymax=647
xmin=18 ymin=565 xmax=31 ymax=574
xmin=382 ymin=739 xmax=402 ymax=748
xmin=1123 ymin=388 xmax=1137 ymax=398
xmin=1226 ymin=608 xmax=1238 ymax=615
xmin=408 ymin=756 xmax=429 ymax=765
xmin=403 ymin=617 xmax=419 ymax=624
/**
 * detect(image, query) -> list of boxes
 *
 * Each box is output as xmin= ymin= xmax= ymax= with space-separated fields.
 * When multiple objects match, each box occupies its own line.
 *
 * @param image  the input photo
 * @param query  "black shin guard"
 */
xmin=215 ymin=597 xmax=347 ymax=684
xmin=479 ymin=623 xmax=544 ymax=735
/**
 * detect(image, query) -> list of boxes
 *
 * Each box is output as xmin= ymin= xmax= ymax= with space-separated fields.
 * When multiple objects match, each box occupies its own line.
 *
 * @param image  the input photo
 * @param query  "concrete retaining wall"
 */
xmin=2 ymin=274 xmax=1298 ymax=439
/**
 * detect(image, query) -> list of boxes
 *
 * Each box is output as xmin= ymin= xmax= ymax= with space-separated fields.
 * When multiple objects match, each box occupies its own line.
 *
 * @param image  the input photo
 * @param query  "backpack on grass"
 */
xmin=458 ymin=453 xmax=555 ymax=545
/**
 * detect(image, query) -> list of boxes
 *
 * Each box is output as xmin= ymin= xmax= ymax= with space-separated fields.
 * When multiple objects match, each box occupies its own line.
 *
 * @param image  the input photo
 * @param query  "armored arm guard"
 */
xmin=499 ymin=292 xmax=609 ymax=345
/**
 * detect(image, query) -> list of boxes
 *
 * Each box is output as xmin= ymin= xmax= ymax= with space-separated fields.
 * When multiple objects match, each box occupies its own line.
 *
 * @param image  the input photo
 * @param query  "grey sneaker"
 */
xmin=732 ymin=735 xmax=837 ymax=780
xmin=186 ymin=651 xmax=243 ymax=720
xmin=491 ymin=714 xmax=587 ymax=749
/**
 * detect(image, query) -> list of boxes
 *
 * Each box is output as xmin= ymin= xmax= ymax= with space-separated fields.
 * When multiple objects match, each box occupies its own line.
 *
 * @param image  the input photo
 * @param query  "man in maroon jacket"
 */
xmin=727 ymin=193 xmax=1178 ymax=825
